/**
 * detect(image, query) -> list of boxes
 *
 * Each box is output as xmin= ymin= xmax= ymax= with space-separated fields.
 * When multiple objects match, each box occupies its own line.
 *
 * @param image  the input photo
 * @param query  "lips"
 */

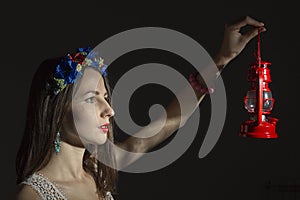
xmin=99 ymin=123 xmax=110 ymax=133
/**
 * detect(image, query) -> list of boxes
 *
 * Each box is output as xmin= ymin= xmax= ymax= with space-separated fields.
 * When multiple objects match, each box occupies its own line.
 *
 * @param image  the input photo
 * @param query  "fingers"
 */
xmin=243 ymin=26 xmax=267 ymax=43
xmin=227 ymin=15 xmax=265 ymax=30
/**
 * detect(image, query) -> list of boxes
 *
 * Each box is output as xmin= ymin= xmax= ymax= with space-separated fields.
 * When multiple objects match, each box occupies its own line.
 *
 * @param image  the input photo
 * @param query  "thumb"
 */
xmin=243 ymin=26 xmax=267 ymax=43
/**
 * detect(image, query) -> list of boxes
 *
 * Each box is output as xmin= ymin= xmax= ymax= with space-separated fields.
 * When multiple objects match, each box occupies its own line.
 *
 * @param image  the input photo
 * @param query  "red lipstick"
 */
xmin=99 ymin=123 xmax=109 ymax=133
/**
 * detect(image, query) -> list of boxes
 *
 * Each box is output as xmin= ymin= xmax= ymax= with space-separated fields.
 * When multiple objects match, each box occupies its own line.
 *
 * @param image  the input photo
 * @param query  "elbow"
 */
xmin=119 ymin=138 xmax=146 ymax=153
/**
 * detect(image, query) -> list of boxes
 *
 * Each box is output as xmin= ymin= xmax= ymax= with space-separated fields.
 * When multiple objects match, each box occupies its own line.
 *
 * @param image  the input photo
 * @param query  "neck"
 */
xmin=41 ymin=141 xmax=87 ymax=181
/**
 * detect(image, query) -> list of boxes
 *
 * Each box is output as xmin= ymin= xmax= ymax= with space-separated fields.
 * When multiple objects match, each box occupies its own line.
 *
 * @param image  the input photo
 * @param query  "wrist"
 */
xmin=189 ymin=72 xmax=214 ymax=94
xmin=213 ymin=53 xmax=230 ymax=71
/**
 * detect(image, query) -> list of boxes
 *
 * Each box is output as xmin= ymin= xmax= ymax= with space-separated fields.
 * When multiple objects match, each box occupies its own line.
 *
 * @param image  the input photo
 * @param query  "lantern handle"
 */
xmin=257 ymin=29 xmax=261 ymax=67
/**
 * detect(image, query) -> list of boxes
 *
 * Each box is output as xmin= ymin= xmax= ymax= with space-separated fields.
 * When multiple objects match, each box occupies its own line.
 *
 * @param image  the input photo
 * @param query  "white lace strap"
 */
xmin=21 ymin=173 xmax=67 ymax=200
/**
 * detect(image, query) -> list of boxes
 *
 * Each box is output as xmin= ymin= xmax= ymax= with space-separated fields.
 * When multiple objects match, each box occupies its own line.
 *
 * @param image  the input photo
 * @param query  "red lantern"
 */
xmin=239 ymin=30 xmax=278 ymax=138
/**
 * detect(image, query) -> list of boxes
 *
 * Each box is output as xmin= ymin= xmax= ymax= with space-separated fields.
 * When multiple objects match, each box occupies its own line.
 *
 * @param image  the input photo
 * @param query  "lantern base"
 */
xmin=239 ymin=117 xmax=278 ymax=138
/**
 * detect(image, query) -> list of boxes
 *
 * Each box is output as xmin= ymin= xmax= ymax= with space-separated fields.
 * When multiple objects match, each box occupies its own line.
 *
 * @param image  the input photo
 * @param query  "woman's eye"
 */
xmin=85 ymin=97 xmax=95 ymax=103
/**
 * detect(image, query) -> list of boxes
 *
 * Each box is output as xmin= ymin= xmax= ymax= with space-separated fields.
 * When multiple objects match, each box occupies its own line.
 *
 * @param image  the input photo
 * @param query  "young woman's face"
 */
xmin=61 ymin=67 xmax=114 ymax=146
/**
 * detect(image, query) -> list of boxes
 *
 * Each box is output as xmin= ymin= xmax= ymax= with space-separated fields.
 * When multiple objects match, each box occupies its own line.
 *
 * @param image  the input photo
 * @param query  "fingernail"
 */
xmin=260 ymin=22 xmax=265 ymax=26
xmin=259 ymin=26 xmax=266 ymax=31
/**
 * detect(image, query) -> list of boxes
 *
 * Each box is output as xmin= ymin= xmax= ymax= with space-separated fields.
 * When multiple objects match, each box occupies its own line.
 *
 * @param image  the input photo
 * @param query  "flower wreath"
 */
xmin=52 ymin=47 xmax=108 ymax=95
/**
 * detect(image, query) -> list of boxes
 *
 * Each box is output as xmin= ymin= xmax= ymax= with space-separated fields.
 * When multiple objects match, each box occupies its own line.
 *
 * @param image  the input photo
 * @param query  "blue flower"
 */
xmin=52 ymin=47 xmax=108 ymax=94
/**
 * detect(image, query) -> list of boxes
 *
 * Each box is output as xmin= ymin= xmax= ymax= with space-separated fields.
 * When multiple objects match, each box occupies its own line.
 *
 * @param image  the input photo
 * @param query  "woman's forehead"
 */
xmin=76 ymin=68 xmax=107 ymax=95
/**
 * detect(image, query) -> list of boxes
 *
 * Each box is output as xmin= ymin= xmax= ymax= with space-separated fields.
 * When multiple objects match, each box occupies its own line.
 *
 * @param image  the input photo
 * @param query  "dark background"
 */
xmin=2 ymin=1 xmax=299 ymax=200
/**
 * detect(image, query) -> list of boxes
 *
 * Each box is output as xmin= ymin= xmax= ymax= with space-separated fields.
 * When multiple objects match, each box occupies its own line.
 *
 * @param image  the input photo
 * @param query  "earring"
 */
xmin=54 ymin=131 xmax=61 ymax=154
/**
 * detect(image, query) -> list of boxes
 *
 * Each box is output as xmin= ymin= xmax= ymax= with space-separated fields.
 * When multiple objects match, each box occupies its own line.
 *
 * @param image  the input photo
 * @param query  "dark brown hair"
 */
xmin=16 ymin=57 xmax=118 ymax=198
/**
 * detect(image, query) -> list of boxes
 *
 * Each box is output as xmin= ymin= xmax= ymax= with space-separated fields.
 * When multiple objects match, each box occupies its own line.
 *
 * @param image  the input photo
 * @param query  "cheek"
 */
xmin=72 ymin=105 xmax=107 ymax=144
xmin=72 ymin=105 xmax=99 ymax=131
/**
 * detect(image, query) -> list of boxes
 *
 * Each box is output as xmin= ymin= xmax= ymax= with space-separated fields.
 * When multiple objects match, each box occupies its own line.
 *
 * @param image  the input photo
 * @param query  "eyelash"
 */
xmin=85 ymin=96 xmax=109 ymax=103
xmin=85 ymin=97 xmax=96 ymax=103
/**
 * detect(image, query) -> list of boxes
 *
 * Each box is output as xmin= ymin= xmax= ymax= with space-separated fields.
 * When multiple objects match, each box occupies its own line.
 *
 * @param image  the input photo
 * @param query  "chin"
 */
xmin=84 ymin=135 xmax=108 ymax=146
xmin=95 ymin=138 xmax=108 ymax=145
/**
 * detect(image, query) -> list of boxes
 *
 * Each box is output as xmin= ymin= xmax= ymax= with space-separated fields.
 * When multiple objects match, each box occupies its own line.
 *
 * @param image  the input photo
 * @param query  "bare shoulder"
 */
xmin=15 ymin=184 xmax=41 ymax=200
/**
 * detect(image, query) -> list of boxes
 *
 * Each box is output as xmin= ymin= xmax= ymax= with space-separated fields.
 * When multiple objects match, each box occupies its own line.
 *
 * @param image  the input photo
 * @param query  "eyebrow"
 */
xmin=84 ymin=90 xmax=108 ymax=96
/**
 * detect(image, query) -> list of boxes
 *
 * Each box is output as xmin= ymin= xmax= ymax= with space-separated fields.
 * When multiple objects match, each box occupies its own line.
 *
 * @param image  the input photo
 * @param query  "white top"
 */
xmin=21 ymin=173 xmax=114 ymax=200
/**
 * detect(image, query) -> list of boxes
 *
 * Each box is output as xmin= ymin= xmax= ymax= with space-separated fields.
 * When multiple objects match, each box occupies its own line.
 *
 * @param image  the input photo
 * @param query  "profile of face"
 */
xmin=61 ymin=67 xmax=115 ymax=147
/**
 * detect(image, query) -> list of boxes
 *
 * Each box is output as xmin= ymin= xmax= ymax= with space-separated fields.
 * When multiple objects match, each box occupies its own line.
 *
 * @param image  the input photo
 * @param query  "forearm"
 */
xmin=117 ymin=56 xmax=227 ymax=154
xmin=114 ymin=91 xmax=205 ymax=169
xmin=115 ymin=84 xmax=206 ymax=155
xmin=164 ymin=55 xmax=227 ymax=130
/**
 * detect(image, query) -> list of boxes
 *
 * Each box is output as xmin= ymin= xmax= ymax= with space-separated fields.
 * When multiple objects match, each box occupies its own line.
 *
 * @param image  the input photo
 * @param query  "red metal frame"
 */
xmin=239 ymin=30 xmax=278 ymax=138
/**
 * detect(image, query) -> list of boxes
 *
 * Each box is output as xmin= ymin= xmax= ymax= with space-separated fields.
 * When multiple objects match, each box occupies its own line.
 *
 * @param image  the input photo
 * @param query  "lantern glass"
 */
xmin=263 ymin=91 xmax=274 ymax=112
xmin=244 ymin=90 xmax=274 ymax=113
xmin=244 ymin=90 xmax=256 ymax=113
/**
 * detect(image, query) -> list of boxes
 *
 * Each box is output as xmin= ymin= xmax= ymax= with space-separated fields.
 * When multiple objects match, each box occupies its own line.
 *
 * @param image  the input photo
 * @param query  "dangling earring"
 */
xmin=54 ymin=131 xmax=61 ymax=155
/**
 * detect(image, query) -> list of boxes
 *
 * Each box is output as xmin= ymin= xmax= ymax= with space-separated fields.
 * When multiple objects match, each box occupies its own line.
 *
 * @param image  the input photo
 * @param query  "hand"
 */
xmin=214 ymin=16 xmax=266 ymax=68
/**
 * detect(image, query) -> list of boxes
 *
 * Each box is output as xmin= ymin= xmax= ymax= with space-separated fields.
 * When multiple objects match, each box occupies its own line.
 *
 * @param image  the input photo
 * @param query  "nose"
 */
xmin=101 ymin=103 xmax=115 ymax=118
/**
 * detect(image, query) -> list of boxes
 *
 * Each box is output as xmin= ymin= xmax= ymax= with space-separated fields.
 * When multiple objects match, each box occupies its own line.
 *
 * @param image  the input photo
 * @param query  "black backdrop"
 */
xmin=2 ymin=1 xmax=299 ymax=200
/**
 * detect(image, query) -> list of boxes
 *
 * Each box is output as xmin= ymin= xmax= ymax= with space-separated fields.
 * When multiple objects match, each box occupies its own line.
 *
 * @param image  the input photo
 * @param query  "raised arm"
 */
xmin=115 ymin=16 xmax=266 ymax=168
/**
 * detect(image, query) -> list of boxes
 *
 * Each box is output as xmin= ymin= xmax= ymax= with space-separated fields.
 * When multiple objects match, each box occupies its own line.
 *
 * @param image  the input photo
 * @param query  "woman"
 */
xmin=15 ymin=16 xmax=266 ymax=200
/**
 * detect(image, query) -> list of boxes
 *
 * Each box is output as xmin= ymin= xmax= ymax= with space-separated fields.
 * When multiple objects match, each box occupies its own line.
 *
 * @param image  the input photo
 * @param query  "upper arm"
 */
xmin=15 ymin=184 xmax=41 ymax=200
